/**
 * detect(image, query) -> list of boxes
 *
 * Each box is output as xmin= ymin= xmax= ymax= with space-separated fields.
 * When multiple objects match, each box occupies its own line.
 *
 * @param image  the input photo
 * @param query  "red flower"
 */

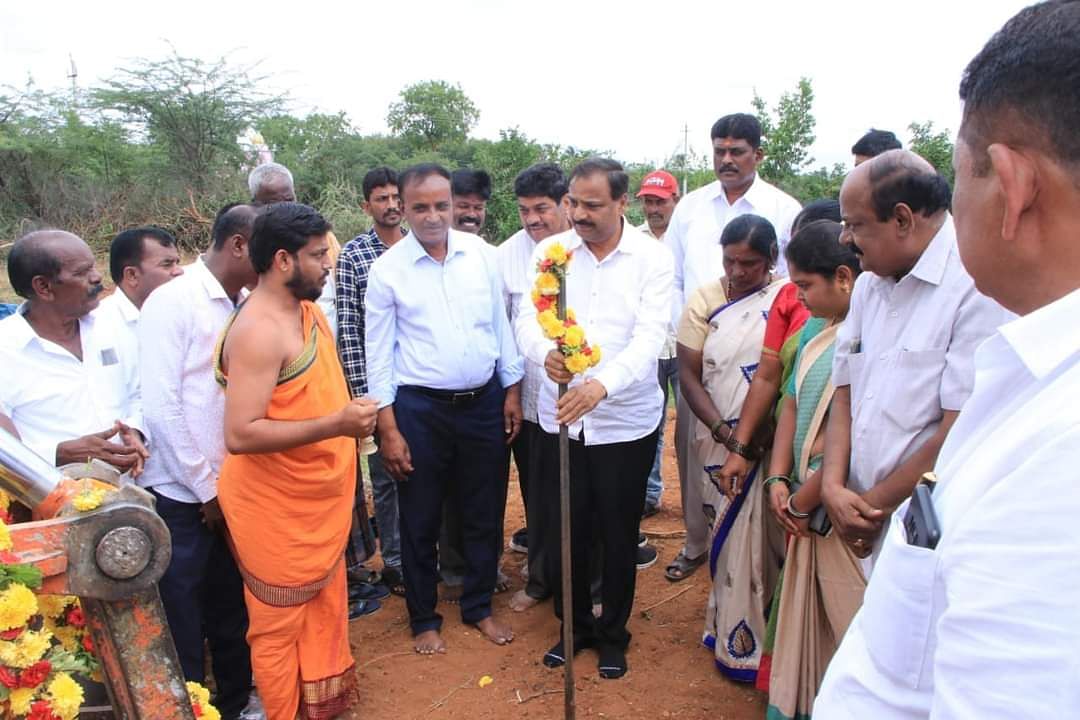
xmin=0 ymin=627 xmax=23 ymax=641
xmin=192 ymin=702 xmax=204 ymax=717
xmin=0 ymin=551 xmax=18 ymax=563
xmin=19 ymin=660 xmax=51 ymax=688
xmin=27 ymin=700 xmax=61 ymax=720
xmin=582 ymin=346 xmax=593 ymax=356
xmin=65 ymin=607 xmax=85 ymax=628
xmin=0 ymin=666 xmax=19 ymax=689
xmin=82 ymin=633 xmax=95 ymax=653
xmin=535 ymin=296 xmax=553 ymax=312
xmin=538 ymin=259 xmax=553 ymax=272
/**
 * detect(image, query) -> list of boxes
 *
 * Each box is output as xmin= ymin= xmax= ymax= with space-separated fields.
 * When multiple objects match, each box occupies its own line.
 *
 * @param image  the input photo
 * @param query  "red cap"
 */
xmin=636 ymin=170 xmax=678 ymax=198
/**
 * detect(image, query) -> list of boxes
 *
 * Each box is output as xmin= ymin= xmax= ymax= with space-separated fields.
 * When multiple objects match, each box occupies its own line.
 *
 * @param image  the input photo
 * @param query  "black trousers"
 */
xmin=152 ymin=491 xmax=252 ymax=720
xmin=515 ymin=420 xmax=551 ymax=599
xmin=539 ymin=427 xmax=658 ymax=651
xmin=395 ymin=378 xmax=506 ymax=635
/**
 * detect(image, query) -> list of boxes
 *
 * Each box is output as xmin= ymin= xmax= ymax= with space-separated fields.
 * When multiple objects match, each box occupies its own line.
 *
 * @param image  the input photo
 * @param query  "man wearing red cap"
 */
xmin=636 ymin=171 xmax=680 ymax=520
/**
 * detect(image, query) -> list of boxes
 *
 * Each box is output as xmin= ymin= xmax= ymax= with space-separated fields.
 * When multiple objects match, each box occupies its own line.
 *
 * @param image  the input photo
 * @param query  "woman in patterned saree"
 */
xmin=764 ymin=220 xmax=863 ymax=720
xmin=677 ymin=214 xmax=804 ymax=682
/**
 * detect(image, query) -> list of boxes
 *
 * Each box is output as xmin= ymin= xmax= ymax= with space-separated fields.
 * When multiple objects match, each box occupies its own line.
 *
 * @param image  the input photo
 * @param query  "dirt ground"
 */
xmin=345 ymin=409 xmax=766 ymax=720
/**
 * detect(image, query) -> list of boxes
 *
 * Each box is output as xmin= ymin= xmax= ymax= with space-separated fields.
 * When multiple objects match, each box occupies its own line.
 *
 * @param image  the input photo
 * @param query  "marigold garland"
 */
xmin=533 ymin=243 xmax=601 ymax=375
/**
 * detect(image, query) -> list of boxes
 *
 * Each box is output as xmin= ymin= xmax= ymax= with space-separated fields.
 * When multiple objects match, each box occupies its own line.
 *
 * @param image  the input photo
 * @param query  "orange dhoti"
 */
xmin=217 ymin=301 xmax=359 ymax=720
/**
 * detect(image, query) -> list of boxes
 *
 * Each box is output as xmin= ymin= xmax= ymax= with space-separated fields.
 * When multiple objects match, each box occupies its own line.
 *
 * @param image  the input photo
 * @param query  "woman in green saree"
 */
xmin=763 ymin=220 xmax=863 ymax=720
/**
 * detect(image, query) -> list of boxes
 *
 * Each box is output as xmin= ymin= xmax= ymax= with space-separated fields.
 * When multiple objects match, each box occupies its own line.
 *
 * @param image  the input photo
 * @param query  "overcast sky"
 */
xmin=2 ymin=0 xmax=1029 ymax=170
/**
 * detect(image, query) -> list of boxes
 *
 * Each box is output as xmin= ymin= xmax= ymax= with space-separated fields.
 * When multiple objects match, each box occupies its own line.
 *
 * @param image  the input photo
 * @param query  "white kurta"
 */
xmin=815 ymin=286 xmax=1080 ymax=719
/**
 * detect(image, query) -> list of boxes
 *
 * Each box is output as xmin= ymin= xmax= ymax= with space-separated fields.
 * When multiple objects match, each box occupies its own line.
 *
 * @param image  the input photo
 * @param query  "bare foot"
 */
xmin=440 ymin=584 xmax=463 ymax=604
xmin=475 ymin=615 xmax=514 ymax=645
xmin=509 ymin=589 xmax=540 ymax=613
xmin=413 ymin=629 xmax=446 ymax=655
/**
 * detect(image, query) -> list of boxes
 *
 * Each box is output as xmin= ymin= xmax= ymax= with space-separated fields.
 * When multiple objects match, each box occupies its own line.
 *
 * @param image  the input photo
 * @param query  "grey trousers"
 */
xmin=676 ymin=393 xmax=708 ymax=559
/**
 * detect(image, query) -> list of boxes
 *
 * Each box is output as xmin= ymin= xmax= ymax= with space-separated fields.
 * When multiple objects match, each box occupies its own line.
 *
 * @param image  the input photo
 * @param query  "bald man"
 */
xmin=0 ymin=230 xmax=148 ymax=472
xmin=818 ymin=150 xmax=1010 ymax=569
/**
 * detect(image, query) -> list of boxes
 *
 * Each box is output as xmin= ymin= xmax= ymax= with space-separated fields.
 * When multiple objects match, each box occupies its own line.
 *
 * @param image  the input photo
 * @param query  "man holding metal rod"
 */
xmin=515 ymin=158 xmax=673 ymax=680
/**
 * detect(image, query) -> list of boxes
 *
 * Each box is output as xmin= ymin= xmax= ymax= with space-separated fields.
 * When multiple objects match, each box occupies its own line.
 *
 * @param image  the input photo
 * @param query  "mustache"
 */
xmin=88 ymin=283 xmax=104 ymax=298
xmin=574 ymin=219 xmax=594 ymax=228
xmin=718 ymin=165 xmax=738 ymax=173
xmin=459 ymin=215 xmax=481 ymax=224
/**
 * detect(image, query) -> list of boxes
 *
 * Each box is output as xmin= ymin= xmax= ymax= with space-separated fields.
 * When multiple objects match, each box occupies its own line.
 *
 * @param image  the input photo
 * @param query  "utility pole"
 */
xmin=682 ymin=122 xmax=690 ymax=195
xmin=67 ymin=55 xmax=78 ymax=103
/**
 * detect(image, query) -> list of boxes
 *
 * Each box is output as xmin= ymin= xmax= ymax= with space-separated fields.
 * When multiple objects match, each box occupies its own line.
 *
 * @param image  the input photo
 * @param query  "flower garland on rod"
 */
xmin=531 ymin=243 xmax=601 ymax=374
xmin=0 ymin=478 xmax=220 ymax=719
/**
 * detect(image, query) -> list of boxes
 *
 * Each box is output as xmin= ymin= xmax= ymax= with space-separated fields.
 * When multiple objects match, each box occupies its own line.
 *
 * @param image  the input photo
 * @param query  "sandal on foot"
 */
xmin=664 ymin=549 xmax=707 ymax=582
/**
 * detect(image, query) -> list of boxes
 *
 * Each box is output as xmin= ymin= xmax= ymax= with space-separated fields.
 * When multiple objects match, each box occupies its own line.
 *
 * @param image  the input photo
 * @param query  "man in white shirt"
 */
xmin=635 ymin=170 xmax=680 ymax=520
xmin=138 ymin=203 xmax=260 ymax=720
xmin=499 ymin=162 xmax=571 ymax=612
xmin=440 ymin=166 xmax=499 ymax=598
xmin=0 ymin=230 xmax=147 ymax=473
xmin=97 ymin=226 xmax=183 ymax=362
xmin=819 ymin=151 xmax=1010 ymax=566
xmin=664 ymin=113 xmax=801 ymax=582
xmin=515 ymin=158 xmax=673 ymax=679
xmin=816 ymin=4 xmax=1080 ymax=717
xmin=365 ymin=163 xmax=524 ymax=655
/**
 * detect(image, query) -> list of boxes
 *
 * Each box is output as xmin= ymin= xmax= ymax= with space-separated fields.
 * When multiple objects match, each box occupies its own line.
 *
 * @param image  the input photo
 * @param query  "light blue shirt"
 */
xmin=365 ymin=228 xmax=524 ymax=408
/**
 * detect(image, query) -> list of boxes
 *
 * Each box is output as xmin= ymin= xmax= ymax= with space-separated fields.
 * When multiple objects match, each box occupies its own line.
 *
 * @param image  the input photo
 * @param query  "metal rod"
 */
xmin=0 ymin=428 xmax=62 ymax=508
xmin=556 ymin=274 xmax=575 ymax=720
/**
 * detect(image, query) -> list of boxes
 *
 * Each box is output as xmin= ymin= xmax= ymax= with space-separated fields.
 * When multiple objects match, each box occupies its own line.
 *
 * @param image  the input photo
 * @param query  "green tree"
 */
xmin=751 ymin=77 xmax=817 ymax=184
xmin=94 ymin=53 xmax=283 ymax=192
xmin=908 ymin=121 xmax=955 ymax=186
xmin=387 ymin=80 xmax=479 ymax=152
xmin=473 ymin=127 xmax=543 ymax=242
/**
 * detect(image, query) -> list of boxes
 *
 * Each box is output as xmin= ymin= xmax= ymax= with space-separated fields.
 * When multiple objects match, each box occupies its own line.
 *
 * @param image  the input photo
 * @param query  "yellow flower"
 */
xmin=0 ymin=522 xmax=11 ymax=552
xmin=36 ymin=594 xmax=75 ymax=620
xmin=563 ymin=325 xmax=585 ymax=348
xmin=565 ymin=352 xmax=591 ymax=375
xmin=537 ymin=310 xmax=565 ymax=339
xmin=566 ymin=308 xmax=576 ymax=323
xmin=0 ymin=583 xmax=38 ymax=631
xmin=9 ymin=687 xmax=35 ymax=715
xmin=72 ymin=486 xmax=108 ymax=512
xmin=589 ymin=345 xmax=602 ymax=366
xmin=47 ymin=672 xmax=84 ymax=720
xmin=187 ymin=681 xmax=212 ymax=706
xmin=544 ymin=243 xmax=569 ymax=265
xmin=0 ymin=629 xmax=52 ymax=668
xmin=188 ymin=682 xmax=222 ymax=720
xmin=535 ymin=271 xmax=560 ymax=296
xmin=0 ymin=488 xmax=11 ymax=512
xmin=53 ymin=624 xmax=80 ymax=652
xmin=478 ymin=675 xmax=494 ymax=688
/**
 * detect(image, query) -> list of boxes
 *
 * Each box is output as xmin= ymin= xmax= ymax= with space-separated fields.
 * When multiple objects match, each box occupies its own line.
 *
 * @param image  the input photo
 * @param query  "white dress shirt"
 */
xmin=137 ymin=258 xmax=240 ymax=504
xmin=815 ymin=286 xmax=1080 ymax=720
xmin=94 ymin=288 xmax=140 ymax=371
xmin=831 ymin=217 xmax=1012 ymax=501
xmin=666 ymin=175 xmax=801 ymax=315
xmin=638 ymin=221 xmax=678 ymax=360
xmin=365 ymin=228 xmax=524 ymax=408
xmin=497 ymin=228 xmax=544 ymax=424
xmin=514 ymin=221 xmax=674 ymax=444
xmin=0 ymin=303 xmax=143 ymax=466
